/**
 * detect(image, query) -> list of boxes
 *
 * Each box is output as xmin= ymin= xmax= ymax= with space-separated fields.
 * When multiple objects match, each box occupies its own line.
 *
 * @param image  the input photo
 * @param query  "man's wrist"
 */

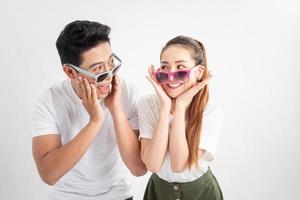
xmin=110 ymin=106 xmax=124 ymax=117
xmin=89 ymin=118 xmax=103 ymax=129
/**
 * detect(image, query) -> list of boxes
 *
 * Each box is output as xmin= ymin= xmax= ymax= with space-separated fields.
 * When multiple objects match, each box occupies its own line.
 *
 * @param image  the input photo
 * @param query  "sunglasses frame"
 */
xmin=154 ymin=65 xmax=200 ymax=84
xmin=66 ymin=55 xmax=122 ymax=83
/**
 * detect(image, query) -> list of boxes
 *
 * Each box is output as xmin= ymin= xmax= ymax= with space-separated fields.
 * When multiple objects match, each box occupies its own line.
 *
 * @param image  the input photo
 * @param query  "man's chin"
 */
xmin=96 ymin=91 xmax=110 ymax=100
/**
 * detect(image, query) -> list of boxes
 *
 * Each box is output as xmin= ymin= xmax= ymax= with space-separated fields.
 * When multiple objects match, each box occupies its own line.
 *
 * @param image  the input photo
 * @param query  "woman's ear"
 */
xmin=63 ymin=64 xmax=77 ymax=79
xmin=196 ymin=65 xmax=205 ymax=81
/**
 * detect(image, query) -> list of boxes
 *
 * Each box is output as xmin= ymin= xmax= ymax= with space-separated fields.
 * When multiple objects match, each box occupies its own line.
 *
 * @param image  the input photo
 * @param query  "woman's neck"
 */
xmin=170 ymin=99 xmax=190 ymax=121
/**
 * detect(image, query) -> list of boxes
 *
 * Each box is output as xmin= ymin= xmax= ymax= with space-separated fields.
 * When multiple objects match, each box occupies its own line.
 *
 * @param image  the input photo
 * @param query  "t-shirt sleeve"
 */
xmin=124 ymin=81 xmax=140 ymax=130
xmin=32 ymin=91 xmax=59 ymax=137
xmin=199 ymin=105 xmax=223 ymax=161
xmin=138 ymin=95 xmax=158 ymax=140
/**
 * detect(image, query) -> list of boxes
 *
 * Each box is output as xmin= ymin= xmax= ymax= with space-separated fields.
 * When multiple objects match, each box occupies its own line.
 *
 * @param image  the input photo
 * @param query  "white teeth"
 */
xmin=97 ymin=84 xmax=111 ymax=92
xmin=97 ymin=84 xmax=111 ymax=89
xmin=168 ymin=83 xmax=182 ymax=88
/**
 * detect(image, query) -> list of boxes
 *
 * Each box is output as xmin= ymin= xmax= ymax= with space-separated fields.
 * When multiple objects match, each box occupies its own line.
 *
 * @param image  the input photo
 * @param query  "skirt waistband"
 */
xmin=150 ymin=168 xmax=214 ymax=190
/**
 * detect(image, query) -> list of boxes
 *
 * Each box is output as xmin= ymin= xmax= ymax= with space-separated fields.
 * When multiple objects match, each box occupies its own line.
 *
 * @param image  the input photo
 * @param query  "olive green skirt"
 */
xmin=143 ymin=168 xmax=223 ymax=200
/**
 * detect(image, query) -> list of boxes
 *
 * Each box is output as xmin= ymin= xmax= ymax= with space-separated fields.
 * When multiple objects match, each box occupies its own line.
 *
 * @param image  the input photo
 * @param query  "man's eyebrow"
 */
xmin=88 ymin=54 xmax=115 ymax=68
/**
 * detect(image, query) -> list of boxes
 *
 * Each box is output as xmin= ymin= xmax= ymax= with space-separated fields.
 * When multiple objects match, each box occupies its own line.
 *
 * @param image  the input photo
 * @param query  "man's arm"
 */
xmin=111 ymin=109 xmax=147 ymax=176
xmin=32 ymin=120 xmax=102 ymax=185
xmin=104 ymin=76 xmax=147 ymax=176
xmin=32 ymin=77 xmax=104 ymax=185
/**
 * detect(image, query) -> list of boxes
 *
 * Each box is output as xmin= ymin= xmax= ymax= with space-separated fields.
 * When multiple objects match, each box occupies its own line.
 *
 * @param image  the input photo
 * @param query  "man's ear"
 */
xmin=63 ymin=64 xmax=77 ymax=79
xmin=196 ymin=65 xmax=205 ymax=81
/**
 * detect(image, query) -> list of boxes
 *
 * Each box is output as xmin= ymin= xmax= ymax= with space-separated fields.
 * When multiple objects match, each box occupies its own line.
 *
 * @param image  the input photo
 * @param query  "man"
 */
xmin=32 ymin=20 xmax=146 ymax=200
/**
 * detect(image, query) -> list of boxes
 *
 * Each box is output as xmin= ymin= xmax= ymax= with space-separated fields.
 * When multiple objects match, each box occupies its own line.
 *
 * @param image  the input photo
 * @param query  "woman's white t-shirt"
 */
xmin=32 ymin=79 xmax=139 ymax=200
xmin=138 ymin=94 xmax=223 ymax=183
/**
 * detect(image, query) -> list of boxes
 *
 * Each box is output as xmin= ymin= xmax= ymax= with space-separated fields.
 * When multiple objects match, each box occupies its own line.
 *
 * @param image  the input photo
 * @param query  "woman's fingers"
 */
xmin=193 ymin=72 xmax=212 ymax=94
xmin=148 ymin=65 xmax=158 ymax=80
xmin=146 ymin=75 xmax=157 ymax=88
xmin=184 ymin=71 xmax=212 ymax=97
xmin=147 ymin=66 xmax=154 ymax=79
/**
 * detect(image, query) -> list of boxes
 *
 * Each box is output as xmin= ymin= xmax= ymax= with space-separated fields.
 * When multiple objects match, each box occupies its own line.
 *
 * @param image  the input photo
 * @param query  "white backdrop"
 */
xmin=0 ymin=0 xmax=299 ymax=199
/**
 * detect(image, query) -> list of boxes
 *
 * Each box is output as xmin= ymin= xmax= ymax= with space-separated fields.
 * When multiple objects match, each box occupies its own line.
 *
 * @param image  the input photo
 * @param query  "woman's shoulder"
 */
xmin=138 ymin=94 xmax=160 ymax=111
xmin=140 ymin=94 xmax=159 ymax=104
xmin=203 ymin=102 xmax=223 ymax=119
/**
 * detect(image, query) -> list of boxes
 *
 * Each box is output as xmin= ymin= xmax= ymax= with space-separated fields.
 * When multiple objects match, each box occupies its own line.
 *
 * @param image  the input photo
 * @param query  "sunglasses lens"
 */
xmin=174 ymin=71 xmax=189 ymax=82
xmin=156 ymin=72 xmax=169 ymax=83
xmin=97 ymin=73 xmax=109 ymax=82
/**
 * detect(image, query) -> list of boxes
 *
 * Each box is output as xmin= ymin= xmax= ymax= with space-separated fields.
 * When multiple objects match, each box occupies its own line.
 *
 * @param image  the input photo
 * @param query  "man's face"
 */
xmin=77 ymin=42 xmax=114 ymax=99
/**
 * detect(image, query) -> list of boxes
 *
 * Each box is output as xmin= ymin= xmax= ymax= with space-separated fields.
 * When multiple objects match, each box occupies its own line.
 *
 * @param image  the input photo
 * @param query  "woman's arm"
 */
xmin=169 ymin=104 xmax=190 ymax=172
xmin=140 ymin=106 xmax=170 ymax=173
xmin=169 ymin=76 xmax=211 ymax=172
xmin=140 ymin=65 xmax=172 ymax=173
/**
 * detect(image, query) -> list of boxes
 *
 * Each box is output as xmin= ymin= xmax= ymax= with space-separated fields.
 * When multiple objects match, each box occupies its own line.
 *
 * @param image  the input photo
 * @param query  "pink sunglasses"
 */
xmin=154 ymin=66 xmax=199 ymax=84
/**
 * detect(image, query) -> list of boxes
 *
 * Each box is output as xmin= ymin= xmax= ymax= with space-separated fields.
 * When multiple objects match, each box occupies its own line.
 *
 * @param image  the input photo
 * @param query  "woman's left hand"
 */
xmin=175 ymin=71 xmax=212 ymax=110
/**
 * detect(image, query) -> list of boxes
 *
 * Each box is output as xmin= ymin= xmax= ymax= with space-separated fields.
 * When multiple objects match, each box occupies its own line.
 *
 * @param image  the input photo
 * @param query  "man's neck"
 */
xmin=70 ymin=79 xmax=82 ymax=99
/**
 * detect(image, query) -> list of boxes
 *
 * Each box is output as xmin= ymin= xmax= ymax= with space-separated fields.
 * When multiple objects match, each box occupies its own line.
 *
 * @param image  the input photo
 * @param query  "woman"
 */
xmin=138 ymin=36 xmax=223 ymax=200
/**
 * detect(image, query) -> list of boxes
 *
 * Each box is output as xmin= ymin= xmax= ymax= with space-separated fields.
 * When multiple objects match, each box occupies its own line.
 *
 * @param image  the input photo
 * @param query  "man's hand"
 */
xmin=105 ymin=75 xmax=123 ymax=114
xmin=79 ymin=76 xmax=104 ymax=123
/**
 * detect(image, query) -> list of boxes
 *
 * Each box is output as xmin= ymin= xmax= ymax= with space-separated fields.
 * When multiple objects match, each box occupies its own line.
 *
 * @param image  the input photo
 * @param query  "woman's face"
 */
xmin=160 ymin=45 xmax=203 ymax=98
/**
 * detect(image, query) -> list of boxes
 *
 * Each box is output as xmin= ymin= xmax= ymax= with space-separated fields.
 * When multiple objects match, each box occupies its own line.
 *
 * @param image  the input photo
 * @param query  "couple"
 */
xmin=32 ymin=20 xmax=223 ymax=200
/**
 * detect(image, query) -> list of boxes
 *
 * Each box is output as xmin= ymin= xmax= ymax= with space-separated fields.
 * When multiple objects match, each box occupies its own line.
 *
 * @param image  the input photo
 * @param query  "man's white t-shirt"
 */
xmin=32 ymin=78 xmax=139 ymax=200
xmin=138 ymin=94 xmax=223 ymax=183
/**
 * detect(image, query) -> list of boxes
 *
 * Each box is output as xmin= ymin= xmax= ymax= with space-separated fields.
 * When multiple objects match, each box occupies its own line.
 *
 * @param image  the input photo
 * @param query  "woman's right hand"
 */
xmin=146 ymin=65 xmax=171 ymax=111
xmin=79 ymin=76 xmax=104 ymax=123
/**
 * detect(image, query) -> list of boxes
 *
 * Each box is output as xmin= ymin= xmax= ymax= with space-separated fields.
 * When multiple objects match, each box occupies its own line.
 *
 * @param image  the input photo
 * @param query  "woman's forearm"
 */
xmin=141 ymin=107 xmax=170 ymax=173
xmin=169 ymin=105 xmax=190 ymax=172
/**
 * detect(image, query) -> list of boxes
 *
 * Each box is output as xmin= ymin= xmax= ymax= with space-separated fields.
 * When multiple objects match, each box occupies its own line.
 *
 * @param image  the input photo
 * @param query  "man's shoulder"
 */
xmin=49 ymin=79 xmax=69 ymax=94
xmin=35 ymin=79 xmax=69 ymax=106
xmin=119 ymin=78 xmax=140 ymax=103
xmin=120 ymin=78 xmax=137 ymax=93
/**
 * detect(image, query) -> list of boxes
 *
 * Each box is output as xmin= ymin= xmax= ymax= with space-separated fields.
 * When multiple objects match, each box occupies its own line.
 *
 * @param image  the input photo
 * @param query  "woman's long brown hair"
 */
xmin=161 ymin=36 xmax=209 ymax=168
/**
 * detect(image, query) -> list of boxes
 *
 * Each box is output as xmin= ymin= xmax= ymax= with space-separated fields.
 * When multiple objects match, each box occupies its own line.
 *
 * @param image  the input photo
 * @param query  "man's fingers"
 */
xmin=78 ymin=76 xmax=86 ymax=100
xmin=83 ymin=77 xmax=92 ymax=101
xmin=114 ymin=75 xmax=120 ymax=85
xmin=90 ymin=84 xmax=98 ymax=102
xmin=113 ymin=75 xmax=121 ymax=90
